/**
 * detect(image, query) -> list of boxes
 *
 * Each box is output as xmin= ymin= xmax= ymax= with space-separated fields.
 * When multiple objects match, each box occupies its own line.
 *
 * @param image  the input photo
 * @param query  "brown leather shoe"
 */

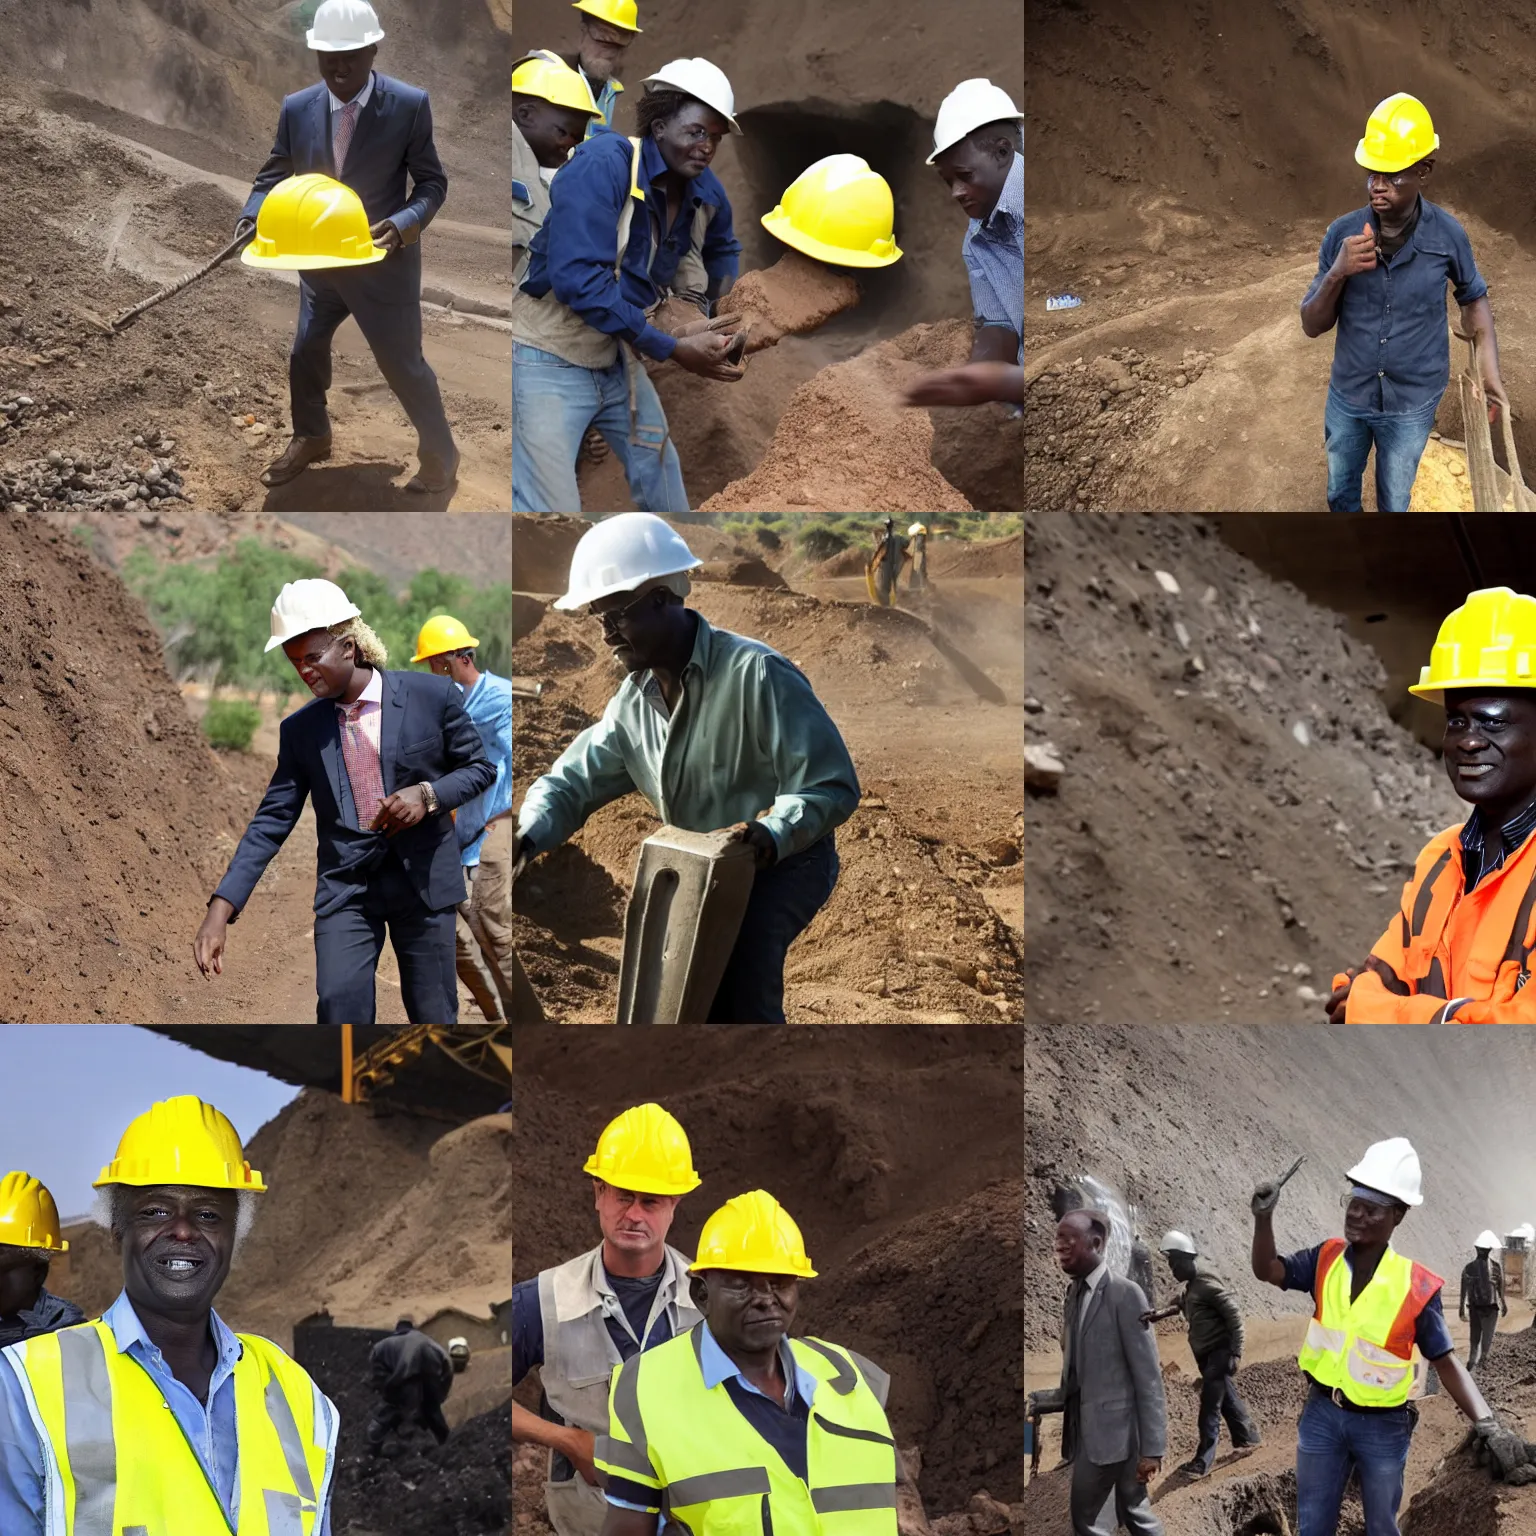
xmin=260 ymin=434 xmax=332 ymax=487
xmin=406 ymin=448 xmax=460 ymax=495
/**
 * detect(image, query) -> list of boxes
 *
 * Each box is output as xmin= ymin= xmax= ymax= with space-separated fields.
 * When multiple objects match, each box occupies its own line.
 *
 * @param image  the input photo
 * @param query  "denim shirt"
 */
xmin=455 ymin=669 xmax=513 ymax=865
xmin=0 ymin=1291 xmax=335 ymax=1535
xmin=1306 ymin=197 xmax=1488 ymax=413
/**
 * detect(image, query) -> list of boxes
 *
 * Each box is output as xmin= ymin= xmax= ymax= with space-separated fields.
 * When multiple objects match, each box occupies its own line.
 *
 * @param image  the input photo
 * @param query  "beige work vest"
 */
xmin=536 ymin=1243 xmax=701 ymax=1536
xmin=510 ymin=138 xmax=716 ymax=368
xmin=512 ymin=120 xmax=552 ymax=289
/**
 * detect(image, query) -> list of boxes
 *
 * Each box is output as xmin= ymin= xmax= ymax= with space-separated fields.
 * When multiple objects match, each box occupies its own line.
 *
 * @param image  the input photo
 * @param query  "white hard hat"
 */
xmin=447 ymin=1335 xmax=470 ymax=1354
xmin=1477 ymin=1230 xmax=1502 ymax=1250
xmin=1158 ymin=1229 xmax=1198 ymax=1255
xmin=265 ymin=578 xmax=362 ymax=652
xmin=642 ymin=58 xmax=742 ymax=134
xmin=927 ymin=78 xmax=1023 ymax=164
xmin=307 ymin=0 xmax=386 ymax=51
xmin=553 ymin=513 xmax=702 ymax=611
xmin=1346 ymin=1137 xmax=1423 ymax=1208
xmin=908 ymin=522 xmax=928 ymax=536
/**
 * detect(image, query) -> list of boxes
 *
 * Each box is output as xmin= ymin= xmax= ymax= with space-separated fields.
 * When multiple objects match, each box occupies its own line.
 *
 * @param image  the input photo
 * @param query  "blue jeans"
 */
xmin=1323 ymin=387 xmax=1440 ymax=513
xmin=1296 ymin=1390 xmax=1415 ymax=1536
xmin=513 ymin=342 xmax=689 ymax=512
xmin=706 ymin=835 xmax=840 ymax=1024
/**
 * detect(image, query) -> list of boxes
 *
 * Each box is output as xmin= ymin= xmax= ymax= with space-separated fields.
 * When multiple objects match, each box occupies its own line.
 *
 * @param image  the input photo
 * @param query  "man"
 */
xmin=1251 ymin=1136 xmax=1515 ymax=1532
xmin=907 ymin=523 xmax=930 ymax=592
xmin=193 ymin=577 xmax=495 ymax=1024
xmin=905 ymin=79 xmax=1024 ymax=410
xmin=1300 ymin=93 xmax=1507 ymax=513
xmin=0 ymin=1173 xmax=83 ymax=1350
xmin=866 ymin=517 xmax=908 ymax=607
xmin=513 ymin=1104 xmax=702 ymax=1536
xmin=514 ymin=51 xmax=605 ymax=287
xmin=1141 ymin=1230 xmax=1261 ymax=1479
xmin=412 ymin=614 xmax=515 ymax=1021
xmin=0 ymin=1096 xmax=338 ymax=1533
xmin=594 ymin=1190 xmax=896 ymax=1536
xmin=1027 ymin=1209 xmax=1166 ymax=1536
xmin=513 ymin=60 xmax=746 ymax=514
xmin=555 ymin=0 xmax=642 ymax=138
xmin=368 ymin=1316 xmax=453 ymax=1454
xmin=1461 ymin=1231 xmax=1508 ymax=1370
xmin=239 ymin=0 xmax=459 ymax=494
xmin=1328 ymin=586 xmax=1536 ymax=1023
xmin=514 ymin=515 xmax=860 ymax=1024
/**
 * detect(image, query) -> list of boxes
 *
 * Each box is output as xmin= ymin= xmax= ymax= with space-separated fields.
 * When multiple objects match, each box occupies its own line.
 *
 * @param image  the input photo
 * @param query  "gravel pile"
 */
xmin=2 ymin=425 xmax=189 ymax=516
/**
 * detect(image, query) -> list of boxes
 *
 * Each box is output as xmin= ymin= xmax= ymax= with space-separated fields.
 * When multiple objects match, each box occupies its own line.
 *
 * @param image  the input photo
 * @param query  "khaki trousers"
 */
xmin=455 ymin=816 xmax=515 ymax=1020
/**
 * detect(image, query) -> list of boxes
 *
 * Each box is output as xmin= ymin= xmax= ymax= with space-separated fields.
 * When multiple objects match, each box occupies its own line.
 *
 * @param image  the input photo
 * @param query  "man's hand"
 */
xmin=562 ymin=1425 xmax=599 ymax=1486
xmin=1326 ymin=967 xmax=1360 ymax=1024
xmin=1332 ymin=220 xmax=1378 ymax=279
xmin=718 ymin=821 xmax=778 ymax=870
xmin=370 ymin=785 xmax=429 ymax=835
xmin=1136 ymin=1457 xmax=1162 ymax=1484
xmin=904 ymin=362 xmax=1025 ymax=408
xmin=193 ymin=896 xmax=237 ymax=978
xmin=1473 ymin=1414 xmax=1536 ymax=1484
xmin=1139 ymin=1309 xmax=1156 ymax=1326
xmin=671 ymin=331 xmax=746 ymax=382
xmin=1482 ymin=369 xmax=1511 ymax=425
xmin=369 ymin=219 xmax=403 ymax=254
xmin=1251 ymin=1179 xmax=1281 ymax=1216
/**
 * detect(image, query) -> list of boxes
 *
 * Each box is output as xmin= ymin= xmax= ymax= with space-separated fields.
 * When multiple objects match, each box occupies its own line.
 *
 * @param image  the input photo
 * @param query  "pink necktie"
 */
xmin=339 ymin=702 xmax=386 ymax=831
xmin=333 ymin=100 xmax=359 ymax=176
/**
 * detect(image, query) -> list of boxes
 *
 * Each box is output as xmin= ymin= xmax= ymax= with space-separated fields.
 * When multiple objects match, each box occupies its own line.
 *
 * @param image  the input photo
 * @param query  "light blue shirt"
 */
xmin=517 ymin=613 xmax=859 ymax=863
xmin=0 ymin=1291 xmax=335 ymax=1535
xmin=607 ymin=1323 xmax=820 ymax=1511
xmin=963 ymin=151 xmax=1024 ymax=365
xmin=455 ymin=669 xmax=513 ymax=866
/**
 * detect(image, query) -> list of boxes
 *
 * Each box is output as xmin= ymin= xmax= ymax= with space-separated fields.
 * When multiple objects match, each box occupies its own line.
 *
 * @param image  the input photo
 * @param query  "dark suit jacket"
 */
xmin=213 ymin=669 xmax=495 ymax=919
xmin=1060 ymin=1270 xmax=1168 ymax=1468
xmin=241 ymin=72 xmax=447 ymax=290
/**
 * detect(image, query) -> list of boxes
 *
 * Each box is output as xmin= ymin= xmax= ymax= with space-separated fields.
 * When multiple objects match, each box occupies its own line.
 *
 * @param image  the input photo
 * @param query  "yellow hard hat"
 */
xmin=0 ymin=1172 xmax=68 ymax=1253
xmin=1356 ymin=93 xmax=1440 ymax=174
xmin=690 ymin=1189 xmax=817 ymax=1277
xmin=761 ymin=155 xmax=903 ymax=269
xmin=583 ymin=1103 xmax=701 ymax=1196
xmin=1409 ymin=587 xmax=1536 ymax=703
xmin=240 ymin=174 xmax=389 ymax=271
xmin=513 ymin=51 xmax=603 ymax=116
xmin=94 ymin=1096 xmax=267 ymax=1194
xmin=573 ymin=0 xmax=641 ymax=32
xmin=411 ymin=613 xmax=482 ymax=663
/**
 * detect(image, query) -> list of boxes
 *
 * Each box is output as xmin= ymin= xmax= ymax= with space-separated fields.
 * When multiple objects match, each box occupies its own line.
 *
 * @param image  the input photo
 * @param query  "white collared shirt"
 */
xmin=1078 ymin=1261 xmax=1108 ymax=1338
xmin=326 ymin=70 xmax=375 ymax=115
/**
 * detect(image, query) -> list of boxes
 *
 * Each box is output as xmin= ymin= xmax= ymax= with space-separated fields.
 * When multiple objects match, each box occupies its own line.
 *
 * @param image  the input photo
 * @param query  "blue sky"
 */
xmin=0 ymin=1028 xmax=301 ymax=1218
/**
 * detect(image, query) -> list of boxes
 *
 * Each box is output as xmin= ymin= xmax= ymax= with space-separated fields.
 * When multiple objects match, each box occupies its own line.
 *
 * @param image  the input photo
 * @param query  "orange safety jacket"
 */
xmin=1338 ymin=820 xmax=1536 ymax=1023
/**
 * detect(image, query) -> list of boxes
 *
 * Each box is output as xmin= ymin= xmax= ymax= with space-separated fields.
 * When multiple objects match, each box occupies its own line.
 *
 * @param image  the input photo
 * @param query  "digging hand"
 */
xmin=904 ymin=362 xmax=1025 ymax=408
xmin=1333 ymin=220 xmax=1378 ymax=279
xmin=369 ymin=785 xmax=429 ymax=836
xmin=562 ymin=1425 xmax=600 ymax=1486
xmin=1473 ymin=1415 xmax=1536 ymax=1484
xmin=1326 ymin=967 xmax=1360 ymax=1024
xmin=673 ymin=312 xmax=744 ymax=342
xmin=717 ymin=821 xmax=778 ymax=870
xmin=513 ymin=834 xmax=535 ymax=885
xmin=193 ymin=896 xmax=237 ymax=978
xmin=369 ymin=219 xmax=403 ymax=254
xmin=672 ymin=330 xmax=746 ymax=383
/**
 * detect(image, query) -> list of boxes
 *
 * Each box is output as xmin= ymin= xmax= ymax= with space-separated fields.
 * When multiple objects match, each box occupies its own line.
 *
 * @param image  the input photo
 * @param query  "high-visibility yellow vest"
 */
xmin=594 ymin=1324 xmax=897 ymax=1536
xmin=1296 ymin=1239 xmax=1443 ymax=1407
xmin=6 ymin=1318 xmax=336 ymax=1535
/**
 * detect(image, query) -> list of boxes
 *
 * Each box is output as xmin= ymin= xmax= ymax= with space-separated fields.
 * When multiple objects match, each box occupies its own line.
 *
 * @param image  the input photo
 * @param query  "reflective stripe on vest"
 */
xmin=1295 ymin=1239 xmax=1443 ymax=1407
xmin=7 ymin=1320 xmax=333 ymax=1536
xmin=593 ymin=1323 xmax=897 ymax=1536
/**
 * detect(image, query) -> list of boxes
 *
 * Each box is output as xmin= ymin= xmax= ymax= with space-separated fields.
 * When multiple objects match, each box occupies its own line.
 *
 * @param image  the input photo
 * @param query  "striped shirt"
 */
xmin=963 ymin=151 xmax=1024 ymax=364
xmin=1459 ymin=796 xmax=1536 ymax=891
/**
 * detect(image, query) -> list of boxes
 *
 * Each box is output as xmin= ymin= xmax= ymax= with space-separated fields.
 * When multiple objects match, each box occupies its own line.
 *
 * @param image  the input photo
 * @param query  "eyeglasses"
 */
xmin=591 ymin=589 xmax=658 ymax=631
xmin=1365 ymin=171 xmax=1416 ymax=189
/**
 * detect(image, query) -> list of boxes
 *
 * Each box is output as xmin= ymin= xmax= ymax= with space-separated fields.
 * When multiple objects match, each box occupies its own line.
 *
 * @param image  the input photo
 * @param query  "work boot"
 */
xmin=260 ymin=434 xmax=332 ymax=487
xmin=1178 ymin=1459 xmax=1212 ymax=1479
xmin=406 ymin=447 xmax=460 ymax=494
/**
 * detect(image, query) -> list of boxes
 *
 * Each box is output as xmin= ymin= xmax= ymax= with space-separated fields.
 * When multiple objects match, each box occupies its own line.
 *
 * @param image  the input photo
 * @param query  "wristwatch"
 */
xmin=418 ymin=781 xmax=440 ymax=815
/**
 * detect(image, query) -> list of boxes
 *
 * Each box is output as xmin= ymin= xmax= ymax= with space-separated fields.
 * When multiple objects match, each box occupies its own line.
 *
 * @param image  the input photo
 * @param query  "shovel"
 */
xmin=108 ymin=232 xmax=251 ymax=333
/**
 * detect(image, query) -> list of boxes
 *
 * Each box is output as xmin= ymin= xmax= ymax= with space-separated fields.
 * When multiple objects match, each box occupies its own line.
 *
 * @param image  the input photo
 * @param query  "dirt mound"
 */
xmin=929 ymin=533 xmax=1023 ymax=580
xmin=701 ymin=322 xmax=975 ymax=512
xmin=719 ymin=250 xmax=863 ymax=353
xmin=1403 ymin=1439 xmax=1525 ymax=1536
xmin=0 ymin=507 xmax=280 ymax=1022
xmin=695 ymin=555 xmax=789 ymax=588
xmin=512 ymin=1027 xmax=1023 ymax=1513
xmin=1024 ymin=512 xmax=1462 ymax=1025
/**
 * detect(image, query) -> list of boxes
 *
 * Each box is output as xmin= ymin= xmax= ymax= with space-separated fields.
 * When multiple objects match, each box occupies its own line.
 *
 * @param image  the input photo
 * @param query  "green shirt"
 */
xmin=516 ymin=612 xmax=859 ymax=861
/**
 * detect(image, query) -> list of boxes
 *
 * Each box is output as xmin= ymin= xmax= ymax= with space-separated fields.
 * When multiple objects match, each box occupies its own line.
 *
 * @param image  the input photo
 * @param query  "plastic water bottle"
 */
xmin=1045 ymin=294 xmax=1083 ymax=311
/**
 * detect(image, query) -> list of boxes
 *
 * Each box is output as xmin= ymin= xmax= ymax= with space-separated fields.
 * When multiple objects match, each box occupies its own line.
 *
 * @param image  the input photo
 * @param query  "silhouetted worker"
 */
xmin=866 ymin=517 xmax=908 ymax=607
xmin=0 ymin=1173 xmax=83 ymax=1350
xmin=1141 ymin=1231 xmax=1260 ymax=1478
xmin=368 ymin=1317 xmax=453 ymax=1454
xmin=1462 ymin=1233 xmax=1508 ymax=1370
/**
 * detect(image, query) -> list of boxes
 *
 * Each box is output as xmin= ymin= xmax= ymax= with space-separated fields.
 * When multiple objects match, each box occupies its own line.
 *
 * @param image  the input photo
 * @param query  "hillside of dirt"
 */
xmin=513 ymin=1025 xmax=1023 ymax=1515
xmin=511 ymin=0 xmax=1023 ymax=512
xmin=513 ymin=517 xmax=1024 ymax=1024
xmin=1024 ymin=512 xmax=1464 ymax=1025
xmin=1026 ymin=0 xmax=1536 ymax=509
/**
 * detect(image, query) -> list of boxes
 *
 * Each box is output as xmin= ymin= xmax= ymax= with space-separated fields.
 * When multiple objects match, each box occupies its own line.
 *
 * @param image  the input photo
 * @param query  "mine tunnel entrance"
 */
xmin=731 ymin=99 xmax=934 ymax=338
